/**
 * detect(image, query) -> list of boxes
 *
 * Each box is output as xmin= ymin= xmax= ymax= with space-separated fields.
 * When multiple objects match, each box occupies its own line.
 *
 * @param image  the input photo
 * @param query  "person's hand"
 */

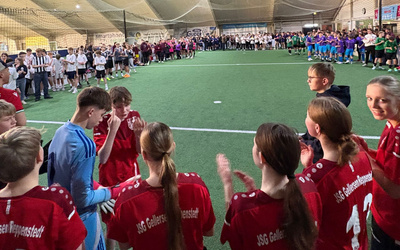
xmin=108 ymin=108 xmax=121 ymax=132
xmin=216 ymin=154 xmax=233 ymax=185
xmin=233 ymin=170 xmax=256 ymax=191
xmin=100 ymin=199 xmax=116 ymax=215
xmin=132 ymin=118 xmax=147 ymax=134
xmin=300 ymin=141 xmax=314 ymax=168
xmin=108 ymin=174 xmax=141 ymax=199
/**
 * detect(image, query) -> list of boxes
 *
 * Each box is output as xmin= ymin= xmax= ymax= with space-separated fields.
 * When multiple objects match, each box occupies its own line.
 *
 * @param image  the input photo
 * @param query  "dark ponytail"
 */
xmin=283 ymin=179 xmax=318 ymax=250
xmin=256 ymin=123 xmax=317 ymax=250
xmin=337 ymin=134 xmax=358 ymax=166
xmin=160 ymin=153 xmax=184 ymax=250
xmin=140 ymin=122 xmax=184 ymax=250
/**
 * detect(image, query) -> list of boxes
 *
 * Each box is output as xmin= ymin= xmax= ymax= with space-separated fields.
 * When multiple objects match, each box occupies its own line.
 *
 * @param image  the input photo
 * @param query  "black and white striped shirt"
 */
xmin=32 ymin=55 xmax=49 ymax=73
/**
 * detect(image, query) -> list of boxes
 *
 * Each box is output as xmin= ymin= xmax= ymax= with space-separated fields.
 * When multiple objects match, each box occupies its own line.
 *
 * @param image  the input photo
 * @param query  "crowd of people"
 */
xmin=1 ymin=54 xmax=400 ymax=250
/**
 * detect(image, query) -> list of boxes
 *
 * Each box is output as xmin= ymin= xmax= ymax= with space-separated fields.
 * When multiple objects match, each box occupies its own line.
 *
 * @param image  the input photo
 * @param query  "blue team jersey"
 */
xmin=48 ymin=121 xmax=110 ymax=215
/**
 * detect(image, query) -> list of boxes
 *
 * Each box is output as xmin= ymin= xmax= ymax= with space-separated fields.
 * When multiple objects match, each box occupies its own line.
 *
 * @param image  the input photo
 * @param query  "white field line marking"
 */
xmin=27 ymin=120 xmax=381 ymax=140
xmin=147 ymin=62 xmax=314 ymax=68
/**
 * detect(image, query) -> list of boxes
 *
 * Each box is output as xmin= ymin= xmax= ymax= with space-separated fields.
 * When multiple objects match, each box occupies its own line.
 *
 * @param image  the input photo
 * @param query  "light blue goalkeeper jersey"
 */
xmin=48 ymin=121 xmax=111 ymax=215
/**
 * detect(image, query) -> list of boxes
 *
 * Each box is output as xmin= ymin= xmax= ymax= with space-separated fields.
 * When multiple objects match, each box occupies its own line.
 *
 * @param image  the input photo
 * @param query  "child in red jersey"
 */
xmin=301 ymin=97 xmax=373 ymax=250
xmin=0 ymin=127 xmax=86 ymax=249
xmin=365 ymin=76 xmax=400 ymax=249
xmin=93 ymin=86 xmax=145 ymax=249
xmin=107 ymin=122 xmax=215 ymax=250
xmin=217 ymin=123 xmax=320 ymax=250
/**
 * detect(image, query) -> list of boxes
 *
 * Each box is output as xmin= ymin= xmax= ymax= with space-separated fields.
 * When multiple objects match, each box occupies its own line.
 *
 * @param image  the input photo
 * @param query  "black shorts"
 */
xmin=386 ymin=53 xmax=397 ymax=60
xmin=375 ymin=50 xmax=384 ymax=58
xmin=47 ymin=72 xmax=51 ymax=77
xmin=115 ymin=60 xmax=122 ymax=65
xmin=96 ymin=70 xmax=105 ymax=79
xmin=78 ymin=68 xmax=86 ymax=76
xmin=106 ymin=60 xmax=114 ymax=69
xmin=123 ymin=58 xmax=129 ymax=66
xmin=287 ymin=46 xmax=293 ymax=49
xmin=66 ymin=71 xmax=76 ymax=79
xmin=300 ymin=44 xmax=306 ymax=48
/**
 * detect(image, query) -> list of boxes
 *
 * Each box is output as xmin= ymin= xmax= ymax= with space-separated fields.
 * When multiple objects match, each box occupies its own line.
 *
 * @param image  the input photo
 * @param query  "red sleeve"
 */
xmin=93 ymin=115 xmax=109 ymax=154
xmin=1 ymin=89 xmax=23 ymax=112
xmin=296 ymin=174 xmax=322 ymax=229
xmin=220 ymin=200 xmax=244 ymax=250
xmin=376 ymin=128 xmax=400 ymax=185
xmin=107 ymin=202 xmax=130 ymax=244
xmin=52 ymin=187 xmax=87 ymax=249
xmin=200 ymin=185 xmax=215 ymax=234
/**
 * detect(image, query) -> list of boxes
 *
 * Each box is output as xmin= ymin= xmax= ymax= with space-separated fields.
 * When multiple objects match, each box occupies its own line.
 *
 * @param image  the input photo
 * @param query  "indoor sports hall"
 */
xmin=1 ymin=0 xmax=400 ymax=249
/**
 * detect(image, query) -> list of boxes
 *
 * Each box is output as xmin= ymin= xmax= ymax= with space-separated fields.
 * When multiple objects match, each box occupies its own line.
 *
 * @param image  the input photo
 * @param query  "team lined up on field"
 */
xmin=1 ymin=55 xmax=400 ymax=250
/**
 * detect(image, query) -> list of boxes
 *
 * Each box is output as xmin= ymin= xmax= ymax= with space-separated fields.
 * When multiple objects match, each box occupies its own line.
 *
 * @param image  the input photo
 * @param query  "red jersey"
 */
xmin=371 ymin=122 xmax=400 ymax=240
xmin=0 ymin=186 xmax=86 ymax=250
xmin=220 ymin=175 xmax=322 ymax=250
xmin=0 ymin=87 xmax=23 ymax=113
xmin=302 ymin=152 xmax=373 ymax=250
xmin=107 ymin=172 xmax=215 ymax=250
xmin=94 ymin=110 xmax=141 ymax=187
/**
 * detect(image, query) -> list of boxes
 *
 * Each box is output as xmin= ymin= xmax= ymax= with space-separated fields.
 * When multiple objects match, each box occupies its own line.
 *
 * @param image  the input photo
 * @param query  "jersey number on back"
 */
xmin=345 ymin=193 xmax=372 ymax=250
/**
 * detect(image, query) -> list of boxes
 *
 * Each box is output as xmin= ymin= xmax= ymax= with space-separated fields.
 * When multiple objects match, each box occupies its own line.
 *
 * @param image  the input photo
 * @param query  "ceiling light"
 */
xmin=76 ymin=4 xmax=80 ymax=9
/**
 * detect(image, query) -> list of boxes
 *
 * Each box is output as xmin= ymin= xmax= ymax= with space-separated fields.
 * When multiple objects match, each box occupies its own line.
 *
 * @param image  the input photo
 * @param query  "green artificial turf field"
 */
xmin=25 ymin=49 xmax=396 ymax=249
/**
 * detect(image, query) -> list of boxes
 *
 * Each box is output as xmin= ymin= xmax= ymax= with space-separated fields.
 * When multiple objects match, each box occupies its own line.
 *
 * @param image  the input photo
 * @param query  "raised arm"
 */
xmin=216 ymin=154 xmax=234 ymax=210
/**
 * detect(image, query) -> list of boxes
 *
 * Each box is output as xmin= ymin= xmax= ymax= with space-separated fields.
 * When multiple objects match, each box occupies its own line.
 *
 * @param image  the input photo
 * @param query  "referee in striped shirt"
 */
xmin=32 ymin=48 xmax=53 ymax=101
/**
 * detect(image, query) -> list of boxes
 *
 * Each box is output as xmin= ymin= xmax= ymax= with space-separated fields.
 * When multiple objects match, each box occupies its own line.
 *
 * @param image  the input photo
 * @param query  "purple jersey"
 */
xmin=327 ymin=36 xmax=334 ymax=45
xmin=345 ymin=38 xmax=356 ymax=50
xmin=338 ymin=39 xmax=345 ymax=53
xmin=306 ymin=36 xmax=313 ymax=46
xmin=319 ymin=36 xmax=327 ymax=46
xmin=331 ymin=37 xmax=337 ymax=47
xmin=314 ymin=36 xmax=320 ymax=44
xmin=356 ymin=36 xmax=365 ymax=48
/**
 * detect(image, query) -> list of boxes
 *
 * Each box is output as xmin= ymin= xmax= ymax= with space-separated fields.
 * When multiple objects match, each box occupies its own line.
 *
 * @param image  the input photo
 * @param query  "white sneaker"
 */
xmin=72 ymin=88 xmax=78 ymax=94
xmin=110 ymin=75 xmax=115 ymax=79
xmin=378 ymin=66 xmax=384 ymax=70
xmin=41 ymin=91 xmax=44 ymax=96
xmin=372 ymin=66 xmax=376 ymax=70
xmin=336 ymin=62 xmax=343 ymax=64
xmin=308 ymin=58 xmax=313 ymax=61
xmin=345 ymin=60 xmax=350 ymax=64
xmin=21 ymin=100 xmax=27 ymax=105
xmin=105 ymin=85 xmax=109 ymax=91
xmin=68 ymin=87 xmax=74 ymax=92
xmin=362 ymin=64 xmax=367 ymax=67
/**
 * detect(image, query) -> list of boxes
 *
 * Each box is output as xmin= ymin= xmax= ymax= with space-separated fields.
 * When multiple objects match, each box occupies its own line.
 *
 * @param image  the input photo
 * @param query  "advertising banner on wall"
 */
xmin=356 ymin=19 xmax=373 ymax=29
xmin=177 ymin=27 xmax=217 ymax=38
xmin=222 ymin=23 xmax=267 ymax=35
xmin=93 ymin=32 xmax=125 ymax=45
xmin=398 ymin=5 xmax=400 ymax=20
xmin=375 ymin=4 xmax=398 ymax=20
xmin=127 ymin=29 xmax=170 ymax=44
